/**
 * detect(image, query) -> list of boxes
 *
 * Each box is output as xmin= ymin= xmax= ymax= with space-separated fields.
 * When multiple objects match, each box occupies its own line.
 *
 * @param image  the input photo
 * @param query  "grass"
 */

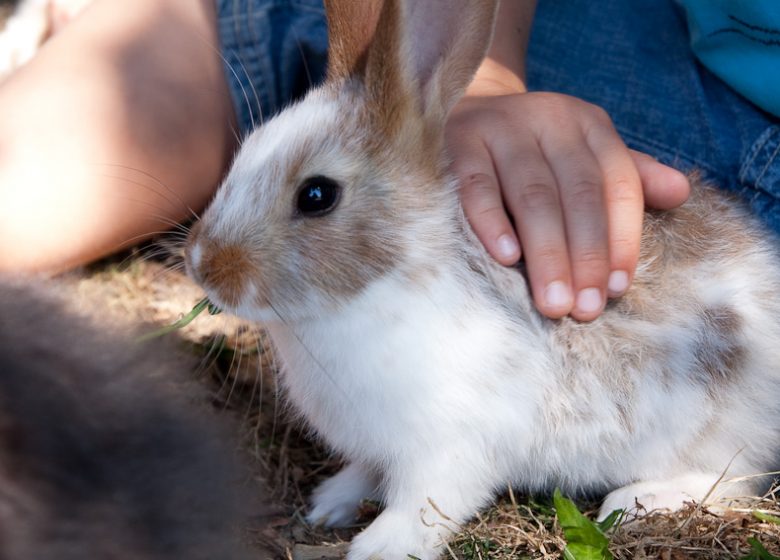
xmin=135 ymin=297 xmax=215 ymax=342
xmin=448 ymin=493 xmax=780 ymax=560
xmin=61 ymin=256 xmax=780 ymax=559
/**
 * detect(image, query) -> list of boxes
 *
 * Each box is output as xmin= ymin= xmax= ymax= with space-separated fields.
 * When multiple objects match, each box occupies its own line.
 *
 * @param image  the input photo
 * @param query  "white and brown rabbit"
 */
xmin=0 ymin=281 xmax=264 ymax=560
xmin=186 ymin=0 xmax=780 ymax=558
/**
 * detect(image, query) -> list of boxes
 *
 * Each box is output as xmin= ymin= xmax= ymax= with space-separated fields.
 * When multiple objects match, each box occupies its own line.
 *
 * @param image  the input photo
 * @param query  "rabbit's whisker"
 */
xmin=96 ymin=165 xmax=200 ymax=222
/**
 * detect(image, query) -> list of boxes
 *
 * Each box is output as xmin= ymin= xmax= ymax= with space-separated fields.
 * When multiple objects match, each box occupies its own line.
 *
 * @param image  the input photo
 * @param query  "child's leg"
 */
xmin=0 ymin=0 xmax=238 ymax=273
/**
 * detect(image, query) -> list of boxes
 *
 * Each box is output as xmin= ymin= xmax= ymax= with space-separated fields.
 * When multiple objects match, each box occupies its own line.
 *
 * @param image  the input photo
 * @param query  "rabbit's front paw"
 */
xmin=347 ymin=509 xmax=443 ymax=560
xmin=307 ymin=463 xmax=379 ymax=528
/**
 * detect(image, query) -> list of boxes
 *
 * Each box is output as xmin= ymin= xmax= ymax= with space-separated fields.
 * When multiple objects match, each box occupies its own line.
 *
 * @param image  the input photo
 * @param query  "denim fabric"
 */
xmin=215 ymin=0 xmax=328 ymax=137
xmin=527 ymin=0 xmax=780 ymax=233
xmin=215 ymin=0 xmax=780 ymax=234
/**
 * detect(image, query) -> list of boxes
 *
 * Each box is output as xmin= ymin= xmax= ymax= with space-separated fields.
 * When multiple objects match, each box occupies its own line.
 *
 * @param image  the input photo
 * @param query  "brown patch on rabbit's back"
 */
xmin=611 ymin=183 xmax=760 ymax=324
xmin=640 ymin=183 xmax=757 ymax=270
xmin=692 ymin=305 xmax=746 ymax=388
xmin=558 ymin=184 xmax=755 ymax=409
xmin=546 ymin=302 xmax=742 ymax=436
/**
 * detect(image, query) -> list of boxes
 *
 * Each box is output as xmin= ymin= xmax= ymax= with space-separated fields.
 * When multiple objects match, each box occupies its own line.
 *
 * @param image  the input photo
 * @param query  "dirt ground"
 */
xmin=55 ymin=251 xmax=780 ymax=560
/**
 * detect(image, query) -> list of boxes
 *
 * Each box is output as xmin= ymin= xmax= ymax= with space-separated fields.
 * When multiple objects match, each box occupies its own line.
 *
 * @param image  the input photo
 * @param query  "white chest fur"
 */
xmin=266 ymin=268 xmax=547 ymax=466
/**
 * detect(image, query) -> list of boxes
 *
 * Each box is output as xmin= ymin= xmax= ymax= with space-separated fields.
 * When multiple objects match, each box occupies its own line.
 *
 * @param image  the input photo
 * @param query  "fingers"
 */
xmin=584 ymin=114 xmax=644 ymax=301
xmin=489 ymin=132 xmax=575 ymax=318
xmin=449 ymin=130 xmax=521 ymax=266
xmin=449 ymin=92 xmax=689 ymax=323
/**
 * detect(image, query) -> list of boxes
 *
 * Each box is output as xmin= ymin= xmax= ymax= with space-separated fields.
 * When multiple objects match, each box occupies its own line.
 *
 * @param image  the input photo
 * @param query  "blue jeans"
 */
xmin=215 ymin=0 xmax=327 ymax=138
xmin=215 ymin=0 xmax=780 ymax=233
xmin=527 ymin=0 xmax=780 ymax=233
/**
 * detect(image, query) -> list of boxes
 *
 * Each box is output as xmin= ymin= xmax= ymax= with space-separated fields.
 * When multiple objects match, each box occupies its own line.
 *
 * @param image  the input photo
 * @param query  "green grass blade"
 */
xmin=596 ymin=509 xmax=623 ymax=533
xmin=753 ymin=511 xmax=780 ymax=525
xmin=135 ymin=297 xmax=211 ymax=342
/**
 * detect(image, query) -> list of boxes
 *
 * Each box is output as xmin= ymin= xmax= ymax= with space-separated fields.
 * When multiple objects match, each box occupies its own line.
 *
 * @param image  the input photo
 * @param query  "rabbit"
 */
xmin=0 ymin=280 xmax=264 ymax=560
xmin=185 ymin=0 xmax=780 ymax=558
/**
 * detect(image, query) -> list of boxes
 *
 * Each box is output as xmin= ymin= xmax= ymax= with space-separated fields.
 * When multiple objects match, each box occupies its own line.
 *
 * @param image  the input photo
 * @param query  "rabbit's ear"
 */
xmin=394 ymin=0 xmax=498 ymax=120
xmin=325 ymin=0 xmax=498 ymax=126
xmin=324 ymin=0 xmax=383 ymax=81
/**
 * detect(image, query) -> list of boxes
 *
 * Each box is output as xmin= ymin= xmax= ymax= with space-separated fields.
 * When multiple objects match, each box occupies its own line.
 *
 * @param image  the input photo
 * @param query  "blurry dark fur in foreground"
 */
xmin=0 ymin=281 xmax=264 ymax=560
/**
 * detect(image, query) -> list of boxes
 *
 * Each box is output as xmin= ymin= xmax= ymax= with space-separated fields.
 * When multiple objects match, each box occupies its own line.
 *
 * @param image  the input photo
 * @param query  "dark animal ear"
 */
xmin=324 ymin=0 xmax=498 ymax=126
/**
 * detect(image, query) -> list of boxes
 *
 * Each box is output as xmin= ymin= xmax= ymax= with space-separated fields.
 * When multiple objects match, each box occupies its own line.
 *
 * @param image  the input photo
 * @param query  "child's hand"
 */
xmin=446 ymin=89 xmax=690 ymax=321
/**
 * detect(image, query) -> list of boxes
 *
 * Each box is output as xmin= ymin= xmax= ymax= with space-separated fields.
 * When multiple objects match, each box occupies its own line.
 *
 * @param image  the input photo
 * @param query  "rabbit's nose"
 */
xmin=185 ymin=229 xmax=252 ymax=310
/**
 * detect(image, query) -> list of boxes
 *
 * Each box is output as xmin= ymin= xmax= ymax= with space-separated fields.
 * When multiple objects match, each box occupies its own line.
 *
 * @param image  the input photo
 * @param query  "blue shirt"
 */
xmin=678 ymin=0 xmax=780 ymax=117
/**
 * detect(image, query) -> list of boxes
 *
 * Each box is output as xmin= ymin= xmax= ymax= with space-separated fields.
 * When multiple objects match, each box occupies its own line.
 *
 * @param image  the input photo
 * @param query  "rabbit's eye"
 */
xmin=296 ymin=176 xmax=341 ymax=217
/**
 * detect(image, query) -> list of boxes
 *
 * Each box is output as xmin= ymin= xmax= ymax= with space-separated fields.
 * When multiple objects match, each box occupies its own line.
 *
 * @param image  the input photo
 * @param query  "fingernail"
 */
xmin=544 ymin=281 xmax=573 ymax=309
xmin=496 ymin=234 xmax=519 ymax=260
xmin=607 ymin=270 xmax=629 ymax=296
xmin=576 ymin=288 xmax=603 ymax=314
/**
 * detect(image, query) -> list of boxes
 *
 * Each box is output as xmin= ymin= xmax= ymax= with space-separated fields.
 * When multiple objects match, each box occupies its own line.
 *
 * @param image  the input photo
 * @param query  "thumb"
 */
xmin=630 ymin=149 xmax=691 ymax=210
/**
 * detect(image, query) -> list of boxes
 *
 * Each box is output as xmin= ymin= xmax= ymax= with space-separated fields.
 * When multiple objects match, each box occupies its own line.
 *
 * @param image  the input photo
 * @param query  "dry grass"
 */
xmin=450 ymin=494 xmax=780 ymax=559
xmin=60 ymin=253 xmax=780 ymax=560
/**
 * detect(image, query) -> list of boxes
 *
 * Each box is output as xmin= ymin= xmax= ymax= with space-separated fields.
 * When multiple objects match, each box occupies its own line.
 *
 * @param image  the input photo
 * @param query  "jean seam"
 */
xmin=739 ymin=126 xmax=776 ymax=185
xmin=754 ymin=130 xmax=780 ymax=190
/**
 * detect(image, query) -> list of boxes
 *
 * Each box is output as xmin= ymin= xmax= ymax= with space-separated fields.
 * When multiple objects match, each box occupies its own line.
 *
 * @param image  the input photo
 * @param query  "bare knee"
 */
xmin=0 ymin=0 xmax=237 ymax=274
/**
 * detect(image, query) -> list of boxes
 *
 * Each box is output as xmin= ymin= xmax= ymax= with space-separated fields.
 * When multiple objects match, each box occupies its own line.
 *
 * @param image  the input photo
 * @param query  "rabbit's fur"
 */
xmin=0 ymin=281 xmax=260 ymax=560
xmin=186 ymin=0 xmax=780 ymax=558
